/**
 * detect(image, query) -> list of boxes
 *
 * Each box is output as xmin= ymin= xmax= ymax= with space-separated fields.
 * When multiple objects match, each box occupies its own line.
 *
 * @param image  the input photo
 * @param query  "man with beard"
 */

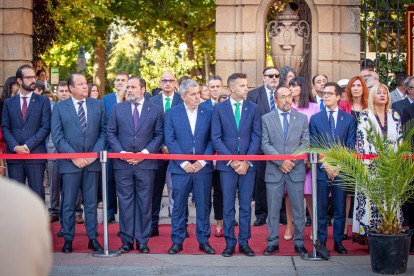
xmin=1 ymin=65 xmax=51 ymax=201
xmin=247 ymin=66 xmax=279 ymax=226
xmin=107 ymin=76 xmax=164 ymax=253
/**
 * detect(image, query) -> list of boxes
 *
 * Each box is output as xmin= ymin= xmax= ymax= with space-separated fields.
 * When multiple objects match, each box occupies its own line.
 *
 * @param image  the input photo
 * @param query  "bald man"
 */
xmin=148 ymin=72 xmax=184 ymax=237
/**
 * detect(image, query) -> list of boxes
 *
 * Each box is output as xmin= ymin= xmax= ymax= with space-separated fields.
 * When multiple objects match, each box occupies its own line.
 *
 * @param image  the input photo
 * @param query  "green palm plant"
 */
xmin=299 ymin=119 xmax=414 ymax=235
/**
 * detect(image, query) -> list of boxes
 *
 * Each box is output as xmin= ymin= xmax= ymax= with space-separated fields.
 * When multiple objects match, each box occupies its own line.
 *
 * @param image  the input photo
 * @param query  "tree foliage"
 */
xmin=33 ymin=0 xmax=58 ymax=62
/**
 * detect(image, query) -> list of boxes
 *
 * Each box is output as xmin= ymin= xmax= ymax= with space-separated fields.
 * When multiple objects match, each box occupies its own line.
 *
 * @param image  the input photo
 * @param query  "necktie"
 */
xmin=270 ymin=91 xmax=276 ymax=112
xmin=281 ymin=113 xmax=289 ymax=139
xmin=77 ymin=101 xmax=87 ymax=133
xmin=133 ymin=103 xmax=140 ymax=132
xmin=329 ymin=111 xmax=335 ymax=139
xmin=234 ymin=103 xmax=241 ymax=130
xmin=320 ymin=98 xmax=324 ymax=111
xmin=165 ymin=97 xmax=171 ymax=113
xmin=21 ymin=97 xmax=28 ymax=121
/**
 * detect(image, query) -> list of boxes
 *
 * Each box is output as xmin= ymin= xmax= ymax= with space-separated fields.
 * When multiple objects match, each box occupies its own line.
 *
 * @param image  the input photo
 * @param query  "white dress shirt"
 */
xmin=115 ymin=91 xmax=121 ymax=103
xmin=211 ymin=99 xmax=217 ymax=106
xmin=71 ymin=97 xmax=87 ymax=122
xmin=230 ymin=96 xmax=243 ymax=117
xmin=180 ymin=104 xmax=207 ymax=169
xmin=408 ymin=97 xmax=414 ymax=104
xmin=315 ymin=94 xmax=323 ymax=108
xmin=396 ymin=87 xmax=406 ymax=99
xmin=277 ymin=108 xmax=291 ymax=129
xmin=325 ymin=106 xmax=339 ymax=127
xmin=19 ymin=92 xmax=33 ymax=110
xmin=162 ymin=92 xmax=174 ymax=110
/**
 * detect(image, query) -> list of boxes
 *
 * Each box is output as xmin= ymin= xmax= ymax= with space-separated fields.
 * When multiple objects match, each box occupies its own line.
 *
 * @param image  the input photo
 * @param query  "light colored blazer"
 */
xmin=390 ymin=88 xmax=403 ymax=105
xmin=261 ymin=109 xmax=309 ymax=183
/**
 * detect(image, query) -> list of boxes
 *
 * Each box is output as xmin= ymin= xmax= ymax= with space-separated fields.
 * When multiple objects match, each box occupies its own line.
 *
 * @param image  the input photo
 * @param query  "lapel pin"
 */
xmin=201 ymin=110 xmax=203 ymax=113
xmin=148 ymin=107 xmax=150 ymax=110
xmin=245 ymin=108 xmax=247 ymax=110
xmin=341 ymin=116 xmax=343 ymax=120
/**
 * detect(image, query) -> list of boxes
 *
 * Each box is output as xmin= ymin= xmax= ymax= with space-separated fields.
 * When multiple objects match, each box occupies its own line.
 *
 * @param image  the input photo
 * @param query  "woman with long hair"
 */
xmin=88 ymin=83 xmax=101 ymax=100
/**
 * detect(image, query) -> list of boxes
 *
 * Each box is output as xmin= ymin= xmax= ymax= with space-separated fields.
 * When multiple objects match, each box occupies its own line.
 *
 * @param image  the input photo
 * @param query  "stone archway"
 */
xmin=215 ymin=0 xmax=360 ymax=88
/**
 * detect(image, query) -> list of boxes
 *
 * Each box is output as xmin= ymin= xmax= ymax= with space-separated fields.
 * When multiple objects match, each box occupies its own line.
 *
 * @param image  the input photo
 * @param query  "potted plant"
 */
xmin=303 ymin=120 xmax=414 ymax=274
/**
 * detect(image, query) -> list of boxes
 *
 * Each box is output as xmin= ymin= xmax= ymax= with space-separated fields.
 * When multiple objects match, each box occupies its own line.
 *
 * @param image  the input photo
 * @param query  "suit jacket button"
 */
xmin=22 ymin=129 xmax=25 ymax=131
xmin=238 ymin=137 xmax=240 ymax=140
xmin=134 ymin=136 xmax=137 ymax=138
xmin=193 ymin=140 xmax=195 ymax=142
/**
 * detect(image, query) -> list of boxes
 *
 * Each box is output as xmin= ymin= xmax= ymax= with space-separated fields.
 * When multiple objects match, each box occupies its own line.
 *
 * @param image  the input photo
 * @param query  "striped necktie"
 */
xmin=21 ymin=97 xmax=28 ymax=121
xmin=329 ymin=111 xmax=335 ymax=139
xmin=270 ymin=91 xmax=276 ymax=112
xmin=77 ymin=101 xmax=87 ymax=133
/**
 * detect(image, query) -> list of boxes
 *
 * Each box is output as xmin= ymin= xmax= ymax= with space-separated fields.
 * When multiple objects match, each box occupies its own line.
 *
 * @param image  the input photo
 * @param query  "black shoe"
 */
xmin=150 ymin=228 xmax=159 ymax=238
xmin=305 ymin=217 xmax=312 ymax=227
xmin=88 ymin=239 xmax=103 ymax=252
xmin=235 ymin=220 xmax=239 ymax=226
xmin=108 ymin=214 xmax=116 ymax=224
xmin=185 ymin=229 xmax=189 ymax=239
xmin=263 ymin=245 xmax=279 ymax=255
xmin=119 ymin=241 xmax=133 ymax=253
xmin=321 ymin=242 xmax=326 ymax=247
xmin=343 ymin=231 xmax=348 ymax=240
xmin=239 ymin=245 xmax=255 ymax=256
xmin=254 ymin=218 xmax=266 ymax=226
xmin=62 ymin=241 xmax=72 ymax=253
xmin=199 ymin=243 xmax=215 ymax=254
xmin=294 ymin=245 xmax=308 ymax=254
xmin=168 ymin=243 xmax=183 ymax=254
xmin=222 ymin=246 xmax=235 ymax=257
xmin=138 ymin=243 xmax=150 ymax=253
xmin=334 ymin=242 xmax=348 ymax=254
xmin=117 ymin=231 xmax=120 ymax=237
xmin=327 ymin=218 xmax=332 ymax=227
xmin=58 ymin=229 xmax=63 ymax=237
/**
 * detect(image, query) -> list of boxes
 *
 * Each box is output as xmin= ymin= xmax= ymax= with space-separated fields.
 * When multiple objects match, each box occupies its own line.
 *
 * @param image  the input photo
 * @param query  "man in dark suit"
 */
xmin=1 ymin=64 xmax=51 ymax=201
xmin=107 ymin=76 xmax=164 ymax=253
xmin=246 ymin=66 xmax=279 ymax=226
xmin=309 ymin=82 xmax=356 ymax=255
xmin=148 ymin=71 xmax=184 ymax=237
xmin=102 ymin=72 xmax=129 ymax=224
xmin=51 ymin=73 xmax=107 ymax=253
xmin=312 ymin=74 xmax=328 ymax=110
xmin=165 ymin=79 xmax=215 ymax=254
xmin=211 ymin=73 xmax=262 ymax=257
xmin=200 ymin=75 xmax=223 ymax=110
xmin=392 ymin=76 xmax=414 ymax=117
xmin=402 ymin=102 xmax=414 ymax=252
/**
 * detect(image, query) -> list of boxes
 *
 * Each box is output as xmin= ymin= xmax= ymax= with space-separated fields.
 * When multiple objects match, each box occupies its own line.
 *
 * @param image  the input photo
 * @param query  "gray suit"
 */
xmin=390 ymin=88 xmax=404 ymax=105
xmin=261 ymin=109 xmax=309 ymax=247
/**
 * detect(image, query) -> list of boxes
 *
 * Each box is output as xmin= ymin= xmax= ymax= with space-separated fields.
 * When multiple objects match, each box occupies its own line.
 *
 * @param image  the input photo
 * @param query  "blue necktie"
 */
xmin=329 ymin=111 xmax=335 ymax=139
xmin=77 ymin=101 xmax=86 ymax=133
xmin=320 ymin=98 xmax=324 ymax=111
xmin=281 ymin=113 xmax=289 ymax=139
xmin=133 ymin=103 xmax=140 ymax=132
xmin=270 ymin=91 xmax=275 ymax=112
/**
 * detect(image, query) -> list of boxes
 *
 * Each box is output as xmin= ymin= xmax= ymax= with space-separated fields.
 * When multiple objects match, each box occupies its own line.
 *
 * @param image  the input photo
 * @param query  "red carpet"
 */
xmin=51 ymin=223 xmax=372 ymax=255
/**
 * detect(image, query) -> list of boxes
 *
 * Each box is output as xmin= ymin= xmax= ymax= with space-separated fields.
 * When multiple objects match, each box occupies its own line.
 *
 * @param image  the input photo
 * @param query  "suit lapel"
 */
xmin=135 ymin=100 xmax=150 ymax=133
xmin=270 ymin=111 xmax=285 ymax=140
xmin=259 ymin=87 xmax=270 ymax=113
xmin=238 ymin=100 xmax=248 ymax=134
xmin=320 ymin=109 xmax=331 ymax=136
xmin=286 ymin=110 xmax=297 ymax=141
xmin=172 ymin=92 xmax=181 ymax=107
xmin=14 ymin=96 xmax=24 ymax=125
xmin=85 ymin=98 xmax=94 ymax=135
xmin=179 ymin=104 xmax=194 ymax=137
xmin=121 ymin=101 xmax=135 ymax=133
xmin=335 ymin=109 xmax=345 ymax=139
xmin=224 ymin=100 xmax=238 ymax=133
xmin=66 ymin=99 xmax=83 ymax=133
xmin=194 ymin=106 xmax=204 ymax=137
xmin=23 ymin=93 xmax=37 ymax=125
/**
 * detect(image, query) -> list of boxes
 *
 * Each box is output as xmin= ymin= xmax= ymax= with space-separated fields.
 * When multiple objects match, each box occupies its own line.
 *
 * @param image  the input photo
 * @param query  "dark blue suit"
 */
xmin=148 ymin=92 xmax=183 ymax=229
xmin=200 ymin=99 xmax=214 ymax=110
xmin=165 ymin=104 xmax=214 ymax=244
xmin=51 ymin=97 xmax=107 ymax=242
xmin=309 ymin=108 xmax=356 ymax=243
xmin=211 ymin=99 xmax=261 ymax=246
xmin=107 ymin=100 xmax=164 ymax=244
xmin=1 ymin=93 xmax=51 ymax=200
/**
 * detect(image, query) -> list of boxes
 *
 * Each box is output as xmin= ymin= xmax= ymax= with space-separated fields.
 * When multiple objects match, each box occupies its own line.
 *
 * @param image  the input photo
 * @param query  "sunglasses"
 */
xmin=220 ymin=95 xmax=229 ymax=99
xmin=264 ymin=74 xmax=280 ymax=78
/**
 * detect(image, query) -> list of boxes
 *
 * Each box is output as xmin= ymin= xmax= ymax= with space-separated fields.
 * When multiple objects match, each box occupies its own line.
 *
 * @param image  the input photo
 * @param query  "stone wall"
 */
xmin=215 ymin=0 xmax=360 ymax=88
xmin=0 ymin=0 xmax=33 ymax=88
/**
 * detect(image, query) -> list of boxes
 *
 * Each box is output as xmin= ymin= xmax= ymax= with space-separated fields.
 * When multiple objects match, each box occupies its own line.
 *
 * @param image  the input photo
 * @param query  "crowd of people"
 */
xmin=0 ymin=63 xmax=413 ymax=257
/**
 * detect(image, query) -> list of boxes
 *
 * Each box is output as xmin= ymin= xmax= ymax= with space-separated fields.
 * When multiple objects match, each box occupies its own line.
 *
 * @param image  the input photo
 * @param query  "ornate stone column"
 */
xmin=0 ymin=0 xmax=33 ymax=88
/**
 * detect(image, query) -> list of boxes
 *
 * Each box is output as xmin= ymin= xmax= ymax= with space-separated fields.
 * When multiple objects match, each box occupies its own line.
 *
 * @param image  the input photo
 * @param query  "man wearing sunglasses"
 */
xmin=246 ymin=67 xmax=280 ymax=227
xmin=148 ymin=71 xmax=184 ymax=237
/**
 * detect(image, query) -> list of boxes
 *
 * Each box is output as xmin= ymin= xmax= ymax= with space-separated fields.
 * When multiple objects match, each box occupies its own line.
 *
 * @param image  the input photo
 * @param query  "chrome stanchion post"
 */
xmin=301 ymin=152 xmax=322 ymax=261
xmin=92 ymin=151 xmax=121 ymax=258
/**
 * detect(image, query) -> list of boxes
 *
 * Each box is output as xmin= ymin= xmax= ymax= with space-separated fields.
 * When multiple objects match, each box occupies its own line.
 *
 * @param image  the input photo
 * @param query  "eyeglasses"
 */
xmin=322 ymin=92 xmax=336 ymax=97
xmin=22 ymin=76 xmax=36 ymax=81
xmin=264 ymin=74 xmax=280 ymax=78
xmin=220 ymin=95 xmax=228 ymax=99
xmin=160 ymin=79 xmax=176 ymax=84
xmin=276 ymin=94 xmax=293 ymax=100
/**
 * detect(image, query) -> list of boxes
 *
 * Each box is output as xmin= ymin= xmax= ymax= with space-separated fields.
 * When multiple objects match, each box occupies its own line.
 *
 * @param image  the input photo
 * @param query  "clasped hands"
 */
xmin=122 ymin=152 xmax=144 ymax=165
xmin=279 ymin=160 xmax=295 ymax=174
xmin=324 ymin=163 xmax=339 ymax=180
xmin=15 ymin=145 xmax=30 ymax=154
xmin=230 ymin=161 xmax=249 ymax=175
xmin=182 ymin=161 xmax=203 ymax=173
